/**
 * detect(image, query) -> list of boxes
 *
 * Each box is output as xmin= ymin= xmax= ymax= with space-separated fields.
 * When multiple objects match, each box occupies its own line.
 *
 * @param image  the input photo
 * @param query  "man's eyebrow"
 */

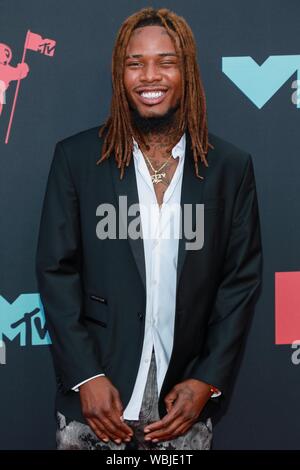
xmin=157 ymin=52 xmax=178 ymax=58
xmin=125 ymin=52 xmax=178 ymax=59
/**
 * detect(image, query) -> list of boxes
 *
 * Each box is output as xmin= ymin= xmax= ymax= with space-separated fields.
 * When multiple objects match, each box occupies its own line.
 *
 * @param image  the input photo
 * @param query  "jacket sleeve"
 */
xmin=183 ymin=154 xmax=263 ymax=395
xmin=36 ymin=142 xmax=104 ymax=392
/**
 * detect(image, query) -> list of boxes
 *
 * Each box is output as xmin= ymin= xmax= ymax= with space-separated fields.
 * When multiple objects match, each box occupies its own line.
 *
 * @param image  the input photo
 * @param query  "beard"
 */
xmin=129 ymin=100 xmax=180 ymax=135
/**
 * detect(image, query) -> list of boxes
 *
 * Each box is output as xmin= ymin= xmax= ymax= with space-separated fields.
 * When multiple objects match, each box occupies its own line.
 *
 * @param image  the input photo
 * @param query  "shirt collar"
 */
xmin=132 ymin=133 xmax=186 ymax=161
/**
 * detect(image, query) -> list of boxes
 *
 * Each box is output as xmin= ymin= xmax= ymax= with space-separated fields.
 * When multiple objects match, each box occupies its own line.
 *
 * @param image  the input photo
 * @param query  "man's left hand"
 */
xmin=143 ymin=379 xmax=212 ymax=443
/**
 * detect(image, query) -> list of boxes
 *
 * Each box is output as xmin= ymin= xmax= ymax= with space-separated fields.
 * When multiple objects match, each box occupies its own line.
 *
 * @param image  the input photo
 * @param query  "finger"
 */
xmin=144 ymin=402 xmax=183 ymax=433
xmin=91 ymin=416 xmax=121 ymax=442
xmin=107 ymin=409 xmax=134 ymax=438
xmin=175 ymin=422 xmax=191 ymax=437
xmin=145 ymin=417 xmax=189 ymax=441
xmin=165 ymin=401 xmax=175 ymax=413
xmin=112 ymin=395 xmax=134 ymax=436
xmin=101 ymin=414 xmax=132 ymax=442
xmin=95 ymin=395 xmax=133 ymax=440
xmin=164 ymin=389 xmax=178 ymax=405
xmin=87 ymin=419 xmax=110 ymax=443
xmin=91 ymin=411 xmax=128 ymax=442
xmin=164 ymin=390 xmax=178 ymax=413
xmin=144 ymin=399 xmax=196 ymax=439
xmin=151 ymin=422 xmax=191 ymax=443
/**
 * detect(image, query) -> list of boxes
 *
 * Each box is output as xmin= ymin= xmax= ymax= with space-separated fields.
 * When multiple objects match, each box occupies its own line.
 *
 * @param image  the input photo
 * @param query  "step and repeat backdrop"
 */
xmin=1 ymin=0 xmax=299 ymax=449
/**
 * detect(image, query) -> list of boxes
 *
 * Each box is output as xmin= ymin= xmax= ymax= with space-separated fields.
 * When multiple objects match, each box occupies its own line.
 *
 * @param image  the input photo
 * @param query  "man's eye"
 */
xmin=127 ymin=62 xmax=141 ymax=67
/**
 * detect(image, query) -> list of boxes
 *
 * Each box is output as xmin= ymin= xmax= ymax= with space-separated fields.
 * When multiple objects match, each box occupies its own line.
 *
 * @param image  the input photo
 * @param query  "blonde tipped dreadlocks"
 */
xmin=96 ymin=7 xmax=214 ymax=179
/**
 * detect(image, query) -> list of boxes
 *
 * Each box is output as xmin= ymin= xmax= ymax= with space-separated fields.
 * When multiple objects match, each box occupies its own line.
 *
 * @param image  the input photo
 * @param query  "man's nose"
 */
xmin=140 ymin=63 xmax=162 ymax=82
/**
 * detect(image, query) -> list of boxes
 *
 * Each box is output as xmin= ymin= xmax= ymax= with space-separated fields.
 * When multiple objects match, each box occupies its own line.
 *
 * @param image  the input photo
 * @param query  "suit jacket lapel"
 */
xmin=176 ymin=131 xmax=205 ymax=289
xmin=110 ymin=153 xmax=147 ymax=291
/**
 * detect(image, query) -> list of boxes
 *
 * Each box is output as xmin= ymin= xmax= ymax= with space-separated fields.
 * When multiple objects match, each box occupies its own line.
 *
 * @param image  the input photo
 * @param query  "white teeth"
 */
xmin=141 ymin=91 xmax=165 ymax=99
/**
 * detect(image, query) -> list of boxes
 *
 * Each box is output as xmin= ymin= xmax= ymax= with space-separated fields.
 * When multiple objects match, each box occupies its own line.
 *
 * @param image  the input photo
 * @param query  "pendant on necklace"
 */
xmin=151 ymin=172 xmax=166 ymax=184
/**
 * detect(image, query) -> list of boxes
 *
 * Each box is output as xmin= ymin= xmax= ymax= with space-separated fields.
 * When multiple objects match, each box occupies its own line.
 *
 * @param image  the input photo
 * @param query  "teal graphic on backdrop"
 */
xmin=0 ymin=294 xmax=51 ymax=364
xmin=222 ymin=55 xmax=300 ymax=108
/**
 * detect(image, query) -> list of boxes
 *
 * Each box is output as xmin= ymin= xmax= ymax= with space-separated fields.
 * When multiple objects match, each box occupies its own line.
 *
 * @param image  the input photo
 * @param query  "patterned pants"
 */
xmin=56 ymin=348 xmax=213 ymax=450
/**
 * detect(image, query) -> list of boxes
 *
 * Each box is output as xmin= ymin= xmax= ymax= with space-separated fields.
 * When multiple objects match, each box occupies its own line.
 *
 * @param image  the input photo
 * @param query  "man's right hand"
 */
xmin=79 ymin=376 xmax=133 ymax=444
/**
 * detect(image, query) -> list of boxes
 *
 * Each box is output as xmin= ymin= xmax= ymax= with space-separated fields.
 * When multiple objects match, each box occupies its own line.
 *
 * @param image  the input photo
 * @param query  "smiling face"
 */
xmin=123 ymin=25 xmax=183 ymax=120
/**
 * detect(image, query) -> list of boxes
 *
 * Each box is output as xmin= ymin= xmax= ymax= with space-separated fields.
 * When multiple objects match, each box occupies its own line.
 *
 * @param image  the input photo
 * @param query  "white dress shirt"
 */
xmin=72 ymin=133 xmax=220 ymax=414
xmin=123 ymin=133 xmax=186 ymax=419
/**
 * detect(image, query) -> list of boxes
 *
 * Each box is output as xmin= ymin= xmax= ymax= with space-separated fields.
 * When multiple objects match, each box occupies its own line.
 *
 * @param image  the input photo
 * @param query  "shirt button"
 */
xmin=144 ymin=358 xmax=149 ymax=363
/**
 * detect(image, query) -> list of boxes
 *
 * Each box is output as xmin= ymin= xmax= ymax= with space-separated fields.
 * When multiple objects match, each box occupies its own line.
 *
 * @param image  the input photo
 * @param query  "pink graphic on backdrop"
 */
xmin=0 ymin=30 xmax=56 ymax=144
xmin=275 ymin=272 xmax=300 ymax=344
xmin=0 ymin=43 xmax=29 ymax=116
xmin=26 ymin=32 xmax=56 ymax=56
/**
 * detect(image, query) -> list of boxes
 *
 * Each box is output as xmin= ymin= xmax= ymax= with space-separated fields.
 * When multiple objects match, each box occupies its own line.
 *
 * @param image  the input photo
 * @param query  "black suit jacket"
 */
xmin=36 ymin=126 xmax=262 ymax=423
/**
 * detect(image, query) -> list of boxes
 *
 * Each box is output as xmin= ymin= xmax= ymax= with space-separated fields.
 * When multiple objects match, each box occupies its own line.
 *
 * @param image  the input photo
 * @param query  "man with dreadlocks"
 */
xmin=36 ymin=7 xmax=262 ymax=450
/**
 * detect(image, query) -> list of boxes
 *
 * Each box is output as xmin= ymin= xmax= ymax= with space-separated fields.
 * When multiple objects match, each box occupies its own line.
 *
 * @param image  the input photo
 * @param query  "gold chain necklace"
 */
xmin=143 ymin=152 xmax=172 ymax=184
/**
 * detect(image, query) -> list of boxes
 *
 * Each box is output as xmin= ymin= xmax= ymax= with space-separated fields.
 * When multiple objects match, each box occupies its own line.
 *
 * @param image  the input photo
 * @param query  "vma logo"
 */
xmin=222 ymin=55 xmax=300 ymax=108
xmin=0 ymin=293 xmax=51 ymax=365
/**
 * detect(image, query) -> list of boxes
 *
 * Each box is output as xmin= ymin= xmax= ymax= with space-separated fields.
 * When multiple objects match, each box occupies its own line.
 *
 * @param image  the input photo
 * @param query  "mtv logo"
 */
xmin=275 ymin=272 xmax=300 ymax=344
xmin=222 ymin=55 xmax=300 ymax=108
xmin=0 ymin=293 xmax=51 ymax=347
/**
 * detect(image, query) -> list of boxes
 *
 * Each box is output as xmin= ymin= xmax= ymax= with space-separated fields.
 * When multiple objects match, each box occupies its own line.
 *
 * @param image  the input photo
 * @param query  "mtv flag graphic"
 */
xmin=26 ymin=31 xmax=56 ymax=56
xmin=2 ymin=29 xmax=56 ymax=144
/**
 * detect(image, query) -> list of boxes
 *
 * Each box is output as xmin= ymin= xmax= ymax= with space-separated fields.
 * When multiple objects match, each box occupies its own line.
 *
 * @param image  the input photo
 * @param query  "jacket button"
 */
xmin=138 ymin=312 xmax=144 ymax=320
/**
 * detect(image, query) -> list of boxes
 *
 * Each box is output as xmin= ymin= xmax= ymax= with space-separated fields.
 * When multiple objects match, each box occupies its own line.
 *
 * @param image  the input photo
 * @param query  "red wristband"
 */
xmin=209 ymin=385 xmax=219 ymax=395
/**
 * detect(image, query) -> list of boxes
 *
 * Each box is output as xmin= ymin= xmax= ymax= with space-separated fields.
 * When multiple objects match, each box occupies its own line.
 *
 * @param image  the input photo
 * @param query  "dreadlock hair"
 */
xmin=96 ymin=7 xmax=214 ymax=179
